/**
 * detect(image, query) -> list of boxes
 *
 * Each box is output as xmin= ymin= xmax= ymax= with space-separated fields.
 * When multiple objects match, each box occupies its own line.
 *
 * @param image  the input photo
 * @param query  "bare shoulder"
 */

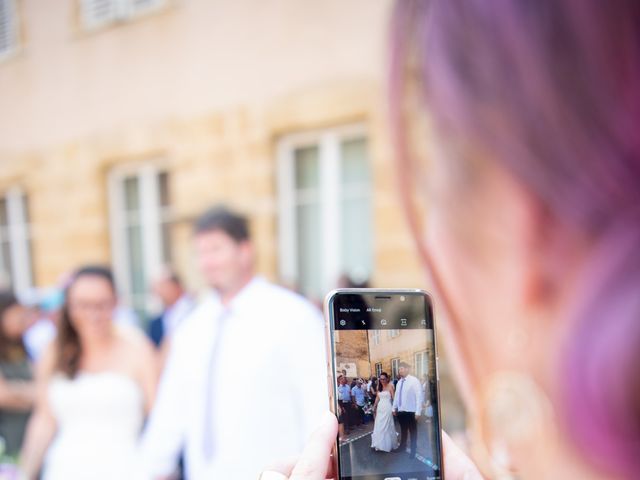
xmin=37 ymin=340 xmax=59 ymax=379
xmin=114 ymin=324 xmax=156 ymax=362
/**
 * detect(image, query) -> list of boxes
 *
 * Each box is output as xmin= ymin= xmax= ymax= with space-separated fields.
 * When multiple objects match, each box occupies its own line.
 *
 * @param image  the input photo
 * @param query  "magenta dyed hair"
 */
xmin=390 ymin=0 xmax=640 ymax=477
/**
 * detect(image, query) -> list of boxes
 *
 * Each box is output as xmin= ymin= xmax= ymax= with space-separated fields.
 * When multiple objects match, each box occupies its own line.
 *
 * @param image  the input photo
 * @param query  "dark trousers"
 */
xmin=356 ymin=404 xmax=365 ymax=424
xmin=341 ymin=402 xmax=354 ymax=428
xmin=397 ymin=411 xmax=418 ymax=454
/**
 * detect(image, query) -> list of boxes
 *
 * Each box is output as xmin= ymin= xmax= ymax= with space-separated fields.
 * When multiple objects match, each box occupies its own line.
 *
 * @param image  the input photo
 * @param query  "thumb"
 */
xmin=442 ymin=431 xmax=484 ymax=480
xmin=288 ymin=412 xmax=338 ymax=480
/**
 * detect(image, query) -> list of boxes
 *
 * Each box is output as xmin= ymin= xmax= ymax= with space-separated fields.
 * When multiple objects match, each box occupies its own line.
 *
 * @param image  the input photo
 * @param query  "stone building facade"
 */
xmin=0 ymin=0 xmax=429 ymax=317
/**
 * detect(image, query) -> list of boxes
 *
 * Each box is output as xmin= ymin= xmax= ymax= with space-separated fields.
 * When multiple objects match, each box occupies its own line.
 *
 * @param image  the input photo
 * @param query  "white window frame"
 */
xmin=0 ymin=187 xmax=33 ymax=294
xmin=391 ymin=358 xmax=400 ymax=380
xmin=372 ymin=329 xmax=380 ymax=346
xmin=277 ymin=123 xmax=370 ymax=297
xmin=0 ymin=0 xmax=19 ymax=61
xmin=415 ymin=350 xmax=428 ymax=380
xmin=80 ymin=0 xmax=169 ymax=31
xmin=375 ymin=362 xmax=382 ymax=378
xmin=388 ymin=329 xmax=400 ymax=339
xmin=108 ymin=162 xmax=170 ymax=314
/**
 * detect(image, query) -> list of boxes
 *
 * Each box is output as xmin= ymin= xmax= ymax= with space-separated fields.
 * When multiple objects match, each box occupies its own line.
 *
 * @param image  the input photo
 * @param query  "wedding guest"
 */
xmin=0 ymin=291 xmax=35 ymax=457
xmin=19 ymin=266 xmax=158 ymax=480
xmin=337 ymin=404 xmax=346 ymax=443
xmin=148 ymin=267 xmax=195 ymax=348
xmin=22 ymin=289 xmax=62 ymax=363
xmin=351 ymin=379 xmax=366 ymax=425
xmin=368 ymin=376 xmax=378 ymax=402
xmin=421 ymin=373 xmax=436 ymax=422
xmin=336 ymin=375 xmax=352 ymax=433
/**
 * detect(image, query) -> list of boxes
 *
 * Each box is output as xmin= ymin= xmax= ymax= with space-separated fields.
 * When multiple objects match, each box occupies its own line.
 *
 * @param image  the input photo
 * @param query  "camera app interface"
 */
xmin=332 ymin=293 xmax=442 ymax=480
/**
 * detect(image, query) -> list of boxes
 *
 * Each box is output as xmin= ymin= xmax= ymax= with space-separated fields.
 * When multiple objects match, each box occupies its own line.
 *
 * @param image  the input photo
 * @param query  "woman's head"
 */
xmin=378 ymin=372 xmax=389 ymax=391
xmin=57 ymin=265 xmax=117 ymax=377
xmin=0 ymin=290 xmax=29 ymax=361
xmin=390 ymin=0 xmax=640 ymax=477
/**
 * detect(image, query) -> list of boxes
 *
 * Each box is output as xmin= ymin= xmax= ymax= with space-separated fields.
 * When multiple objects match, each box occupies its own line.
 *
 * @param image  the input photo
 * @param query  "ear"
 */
xmin=492 ymin=169 xmax=582 ymax=331
xmin=238 ymin=240 xmax=255 ymax=265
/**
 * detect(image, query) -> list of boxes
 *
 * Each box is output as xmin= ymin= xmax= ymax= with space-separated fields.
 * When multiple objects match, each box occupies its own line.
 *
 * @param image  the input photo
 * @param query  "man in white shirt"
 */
xmin=392 ymin=362 xmax=423 ymax=456
xmin=137 ymin=206 xmax=328 ymax=479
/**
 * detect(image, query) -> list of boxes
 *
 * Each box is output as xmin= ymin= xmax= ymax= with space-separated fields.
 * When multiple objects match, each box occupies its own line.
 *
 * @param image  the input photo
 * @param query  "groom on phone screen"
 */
xmin=392 ymin=362 xmax=422 ymax=456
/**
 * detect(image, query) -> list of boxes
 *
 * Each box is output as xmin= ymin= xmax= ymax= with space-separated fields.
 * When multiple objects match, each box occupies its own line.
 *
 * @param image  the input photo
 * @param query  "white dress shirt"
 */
xmin=136 ymin=277 xmax=328 ymax=479
xmin=162 ymin=294 xmax=196 ymax=337
xmin=392 ymin=374 xmax=423 ymax=415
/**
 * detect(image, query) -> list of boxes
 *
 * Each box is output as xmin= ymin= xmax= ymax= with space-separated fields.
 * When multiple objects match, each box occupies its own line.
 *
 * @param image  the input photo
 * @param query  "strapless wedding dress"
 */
xmin=43 ymin=372 xmax=144 ymax=480
xmin=371 ymin=390 xmax=398 ymax=452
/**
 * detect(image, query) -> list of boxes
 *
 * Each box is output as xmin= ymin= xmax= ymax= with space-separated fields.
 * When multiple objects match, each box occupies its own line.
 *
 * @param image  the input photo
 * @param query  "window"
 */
xmin=415 ymin=351 xmax=428 ymax=380
xmin=0 ymin=0 xmax=19 ymax=60
xmin=372 ymin=329 xmax=380 ymax=346
xmin=388 ymin=329 xmax=400 ymax=339
xmin=391 ymin=358 xmax=400 ymax=380
xmin=0 ymin=188 xmax=33 ymax=294
xmin=375 ymin=362 xmax=382 ymax=378
xmin=80 ymin=0 xmax=168 ymax=30
xmin=108 ymin=165 xmax=171 ymax=319
xmin=278 ymin=124 xmax=373 ymax=300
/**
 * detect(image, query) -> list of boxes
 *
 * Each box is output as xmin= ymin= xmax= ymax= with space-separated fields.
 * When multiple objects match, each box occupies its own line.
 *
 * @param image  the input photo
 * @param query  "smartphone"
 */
xmin=324 ymin=289 xmax=444 ymax=480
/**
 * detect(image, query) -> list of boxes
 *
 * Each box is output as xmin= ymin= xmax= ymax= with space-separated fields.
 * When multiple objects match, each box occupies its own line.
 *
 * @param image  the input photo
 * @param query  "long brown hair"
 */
xmin=56 ymin=265 xmax=116 ymax=378
xmin=0 ymin=290 xmax=28 ymax=363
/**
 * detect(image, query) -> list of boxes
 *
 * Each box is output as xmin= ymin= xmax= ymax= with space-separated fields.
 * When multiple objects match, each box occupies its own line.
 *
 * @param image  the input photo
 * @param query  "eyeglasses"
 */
xmin=68 ymin=301 xmax=115 ymax=314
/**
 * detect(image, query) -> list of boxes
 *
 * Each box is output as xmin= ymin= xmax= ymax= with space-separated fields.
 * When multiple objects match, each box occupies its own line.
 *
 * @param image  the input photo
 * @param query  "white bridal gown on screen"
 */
xmin=371 ymin=391 xmax=398 ymax=452
xmin=43 ymin=372 xmax=144 ymax=480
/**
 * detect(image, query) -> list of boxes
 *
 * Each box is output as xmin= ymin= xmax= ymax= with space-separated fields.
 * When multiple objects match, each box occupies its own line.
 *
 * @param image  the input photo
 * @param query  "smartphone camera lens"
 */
xmin=400 ymin=295 xmax=406 ymax=302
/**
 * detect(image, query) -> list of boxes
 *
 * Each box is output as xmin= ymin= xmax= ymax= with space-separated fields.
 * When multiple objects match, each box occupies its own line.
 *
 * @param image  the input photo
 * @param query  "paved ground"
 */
xmin=338 ymin=418 xmax=441 ymax=479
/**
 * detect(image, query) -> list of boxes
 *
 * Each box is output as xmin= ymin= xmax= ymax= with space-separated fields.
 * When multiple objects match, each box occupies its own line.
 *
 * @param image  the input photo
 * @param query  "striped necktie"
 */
xmin=397 ymin=378 xmax=405 ymax=410
xmin=202 ymin=308 xmax=231 ymax=460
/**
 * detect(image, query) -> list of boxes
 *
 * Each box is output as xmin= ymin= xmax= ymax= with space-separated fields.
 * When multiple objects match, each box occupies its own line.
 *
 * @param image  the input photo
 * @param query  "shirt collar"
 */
xmin=210 ymin=275 xmax=265 ymax=312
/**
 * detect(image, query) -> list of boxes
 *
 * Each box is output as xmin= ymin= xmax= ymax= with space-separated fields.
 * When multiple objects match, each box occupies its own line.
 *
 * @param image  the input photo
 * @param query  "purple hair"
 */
xmin=390 ymin=1 xmax=640 ymax=476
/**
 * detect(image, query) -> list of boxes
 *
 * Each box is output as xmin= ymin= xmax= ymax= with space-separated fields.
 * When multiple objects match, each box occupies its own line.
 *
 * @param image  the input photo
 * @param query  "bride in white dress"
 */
xmin=371 ymin=372 xmax=398 ymax=452
xmin=19 ymin=266 xmax=158 ymax=480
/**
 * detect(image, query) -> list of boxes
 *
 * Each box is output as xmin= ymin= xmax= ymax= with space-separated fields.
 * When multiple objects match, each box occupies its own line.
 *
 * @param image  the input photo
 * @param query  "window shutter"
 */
xmin=0 ymin=0 xmax=17 ymax=58
xmin=127 ymin=0 xmax=167 ymax=17
xmin=80 ymin=0 xmax=119 ymax=30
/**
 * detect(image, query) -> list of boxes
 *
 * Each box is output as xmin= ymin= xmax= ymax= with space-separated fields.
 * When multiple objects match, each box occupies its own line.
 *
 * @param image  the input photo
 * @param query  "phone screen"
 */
xmin=328 ymin=291 xmax=443 ymax=480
